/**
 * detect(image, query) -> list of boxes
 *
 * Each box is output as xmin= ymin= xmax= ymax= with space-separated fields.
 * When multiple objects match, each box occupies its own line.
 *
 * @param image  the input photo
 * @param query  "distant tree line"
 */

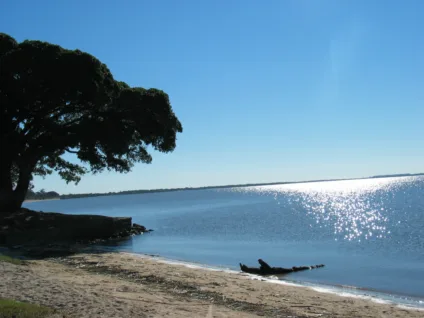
xmin=59 ymin=181 xmax=327 ymax=200
xmin=59 ymin=173 xmax=424 ymax=200
xmin=60 ymin=189 xmax=181 ymax=200
xmin=28 ymin=173 xmax=424 ymax=202
xmin=26 ymin=187 xmax=60 ymax=201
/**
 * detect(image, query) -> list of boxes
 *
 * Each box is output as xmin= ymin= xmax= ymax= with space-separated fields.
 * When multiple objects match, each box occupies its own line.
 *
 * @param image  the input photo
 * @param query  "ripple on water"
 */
xmin=229 ymin=176 xmax=421 ymax=243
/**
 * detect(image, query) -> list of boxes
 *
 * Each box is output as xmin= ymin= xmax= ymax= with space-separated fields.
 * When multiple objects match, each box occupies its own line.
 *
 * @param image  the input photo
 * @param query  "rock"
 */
xmin=0 ymin=208 xmax=148 ymax=247
xmin=132 ymin=223 xmax=147 ymax=232
xmin=130 ymin=223 xmax=149 ymax=235
xmin=23 ymin=243 xmax=78 ymax=258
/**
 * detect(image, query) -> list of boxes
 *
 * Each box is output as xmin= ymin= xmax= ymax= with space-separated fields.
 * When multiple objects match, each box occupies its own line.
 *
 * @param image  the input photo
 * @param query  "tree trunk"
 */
xmin=0 ymin=159 xmax=33 ymax=213
xmin=13 ymin=165 xmax=32 ymax=210
xmin=0 ymin=191 xmax=22 ymax=213
xmin=0 ymin=157 xmax=15 ymax=213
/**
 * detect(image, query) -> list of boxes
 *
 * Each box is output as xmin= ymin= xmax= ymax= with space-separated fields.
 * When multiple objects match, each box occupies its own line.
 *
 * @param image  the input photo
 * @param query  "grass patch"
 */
xmin=0 ymin=255 xmax=24 ymax=265
xmin=0 ymin=299 xmax=54 ymax=318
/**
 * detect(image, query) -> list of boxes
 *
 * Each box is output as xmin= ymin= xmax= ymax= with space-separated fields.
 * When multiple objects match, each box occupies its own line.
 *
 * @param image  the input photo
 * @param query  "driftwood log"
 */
xmin=239 ymin=259 xmax=325 ymax=275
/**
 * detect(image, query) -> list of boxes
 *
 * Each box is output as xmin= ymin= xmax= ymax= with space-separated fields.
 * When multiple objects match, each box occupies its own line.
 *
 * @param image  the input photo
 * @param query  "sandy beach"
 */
xmin=1 ymin=252 xmax=422 ymax=318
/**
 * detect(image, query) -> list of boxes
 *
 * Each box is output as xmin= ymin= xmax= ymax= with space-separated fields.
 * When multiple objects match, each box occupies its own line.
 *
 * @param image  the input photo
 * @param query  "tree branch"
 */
xmin=65 ymin=147 xmax=79 ymax=154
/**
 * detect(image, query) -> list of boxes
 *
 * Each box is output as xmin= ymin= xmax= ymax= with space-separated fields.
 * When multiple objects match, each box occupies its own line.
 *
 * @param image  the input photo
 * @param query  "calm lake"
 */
xmin=25 ymin=176 xmax=424 ymax=306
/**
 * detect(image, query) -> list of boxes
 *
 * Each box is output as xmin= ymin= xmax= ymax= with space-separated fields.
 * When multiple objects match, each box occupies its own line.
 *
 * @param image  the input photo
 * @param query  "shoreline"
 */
xmin=124 ymin=251 xmax=424 ymax=310
xmin=50 ymin=173 xmax=424 ymax=201
xmin=18 ymin=204 xmax=424 ymax=310
xmin=23 ymin=198 xmax=60 ymax=203
xmin=2 ymin=251 xmax=422 ymax=317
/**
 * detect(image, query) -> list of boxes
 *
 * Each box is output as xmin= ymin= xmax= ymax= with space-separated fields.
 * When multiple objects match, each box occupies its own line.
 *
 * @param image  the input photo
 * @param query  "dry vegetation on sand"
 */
xmin=0 ymin=298 xmax=56 ymax=318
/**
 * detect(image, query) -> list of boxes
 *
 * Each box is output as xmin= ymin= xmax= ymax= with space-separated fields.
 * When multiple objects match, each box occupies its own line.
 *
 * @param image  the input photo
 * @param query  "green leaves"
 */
xmin=0 ymin=33 xmax=18 ymax=57
xmin=0 ymin=33 xmax=182 ymax=201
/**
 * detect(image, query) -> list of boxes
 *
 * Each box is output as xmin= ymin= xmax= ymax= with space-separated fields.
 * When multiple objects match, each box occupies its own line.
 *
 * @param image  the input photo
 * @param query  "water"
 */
xmin=25 ymin=176 xmax=424 ymax=306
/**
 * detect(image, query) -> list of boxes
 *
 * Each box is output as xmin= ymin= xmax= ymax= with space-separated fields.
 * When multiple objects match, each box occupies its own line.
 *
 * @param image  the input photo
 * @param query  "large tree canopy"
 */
xmin=0 ymin=33 xmax=183 ymax=212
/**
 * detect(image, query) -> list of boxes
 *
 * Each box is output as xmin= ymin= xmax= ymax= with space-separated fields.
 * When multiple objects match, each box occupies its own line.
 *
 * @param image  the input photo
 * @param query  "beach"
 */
xmin=1 ymin=252 xmax=422 ymax=318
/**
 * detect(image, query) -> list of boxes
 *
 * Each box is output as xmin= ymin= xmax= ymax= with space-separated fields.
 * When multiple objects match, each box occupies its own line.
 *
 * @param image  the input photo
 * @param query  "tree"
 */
xmin=0 ymin=33 xmax=183 ymax=212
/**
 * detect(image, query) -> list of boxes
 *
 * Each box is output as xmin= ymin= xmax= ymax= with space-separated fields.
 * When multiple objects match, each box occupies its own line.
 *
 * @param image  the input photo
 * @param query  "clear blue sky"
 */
xmin=1 ymin=0 xmax=423 ymax=194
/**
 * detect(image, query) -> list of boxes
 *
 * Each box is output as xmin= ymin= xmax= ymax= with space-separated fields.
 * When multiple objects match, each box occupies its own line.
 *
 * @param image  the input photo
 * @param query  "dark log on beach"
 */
xmin=239 ymin=259 xmax=325 ymax=276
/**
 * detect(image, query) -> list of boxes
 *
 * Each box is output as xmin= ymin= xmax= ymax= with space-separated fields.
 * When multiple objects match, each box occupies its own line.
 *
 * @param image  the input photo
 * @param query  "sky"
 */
xmin=1 ymin=0 xmax=424 ymax=194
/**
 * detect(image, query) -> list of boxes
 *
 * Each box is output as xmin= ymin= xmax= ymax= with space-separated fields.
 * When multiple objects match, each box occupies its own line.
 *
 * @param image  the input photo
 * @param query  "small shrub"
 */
xmin=0 ymin=298 xmax=54 ymax=318
xmin=0 ymin=255 xmax=23 ymax=265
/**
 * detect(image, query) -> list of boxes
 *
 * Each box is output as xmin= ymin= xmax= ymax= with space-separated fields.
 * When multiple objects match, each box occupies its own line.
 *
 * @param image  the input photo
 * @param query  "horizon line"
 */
xmin=59 ymin=172 xmax=424 ymax=198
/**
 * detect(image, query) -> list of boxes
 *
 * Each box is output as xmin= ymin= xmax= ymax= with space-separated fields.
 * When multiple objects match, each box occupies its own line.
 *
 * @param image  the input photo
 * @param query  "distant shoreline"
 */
xmin=24 ymin=198 xmax=60 ymax=203
xmin=59 ymin=172 xmax=424 ymax=200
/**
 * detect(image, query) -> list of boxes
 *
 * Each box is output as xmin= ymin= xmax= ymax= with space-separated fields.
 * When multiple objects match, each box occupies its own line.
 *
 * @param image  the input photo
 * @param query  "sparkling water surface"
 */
xmin=25 ymin=176 xmax=424 ymax=304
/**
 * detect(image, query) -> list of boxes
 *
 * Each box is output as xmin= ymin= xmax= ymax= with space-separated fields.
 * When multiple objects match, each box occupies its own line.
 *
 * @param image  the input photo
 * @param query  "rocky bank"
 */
xmin=0 ymin=208 xmax=150 ymax=257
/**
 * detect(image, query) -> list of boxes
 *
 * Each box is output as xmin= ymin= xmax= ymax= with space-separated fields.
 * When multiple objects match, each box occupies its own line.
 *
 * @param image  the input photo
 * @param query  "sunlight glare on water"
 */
xmin=232 ymin=177 xmax=417 ymax=242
